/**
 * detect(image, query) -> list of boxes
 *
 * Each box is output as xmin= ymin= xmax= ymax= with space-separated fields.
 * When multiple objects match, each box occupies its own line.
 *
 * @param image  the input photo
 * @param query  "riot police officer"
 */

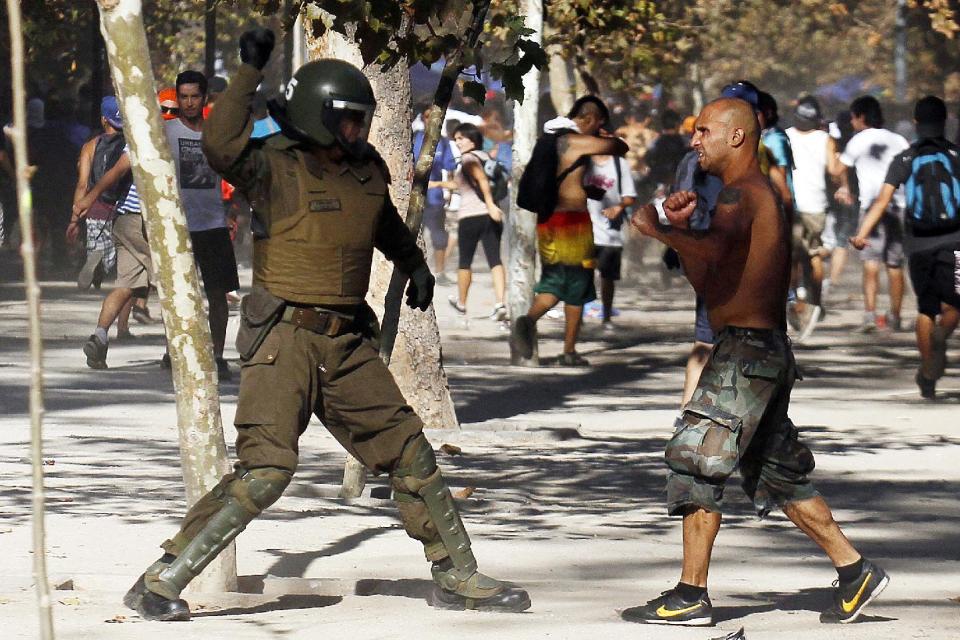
xmin=123 ymin=27 xmax=530 ymax=621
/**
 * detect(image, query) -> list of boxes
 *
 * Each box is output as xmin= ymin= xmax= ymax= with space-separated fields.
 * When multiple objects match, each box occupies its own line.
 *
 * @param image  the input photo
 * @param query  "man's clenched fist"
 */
xmin=663 ymin=190 xmax=698 ymax=229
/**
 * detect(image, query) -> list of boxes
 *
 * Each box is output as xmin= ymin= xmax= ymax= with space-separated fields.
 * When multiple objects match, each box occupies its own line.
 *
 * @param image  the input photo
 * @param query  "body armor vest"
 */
xmin=253 ymin=150 xmax=388 ymax=306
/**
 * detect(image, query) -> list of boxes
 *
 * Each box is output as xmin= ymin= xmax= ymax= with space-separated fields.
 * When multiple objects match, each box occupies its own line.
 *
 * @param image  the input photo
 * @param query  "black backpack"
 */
xmin=904 ymin=138 xmax=960 ymax=236
xmin=462 ymin=151 xmax=509 ymax=203
xmin=516 ymin=130 xmax=589 ymax=224
xmin=90 ymin=132 xmax=132 ymax=206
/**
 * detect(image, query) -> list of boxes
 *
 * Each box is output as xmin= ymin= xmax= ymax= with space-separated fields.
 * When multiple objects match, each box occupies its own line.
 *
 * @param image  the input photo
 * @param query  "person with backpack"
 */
xmin=512 ymin=95 xmax=628 ymax=365
xmin=68 ymin=96 xmax=155 ymax=344
xmin=68 ymin=96 xmax=130 ymax=291
xmin=434 ymin=122 xmax=508 ymax=320
xmin=851 ymin=95 xmax=960 ymax=398
xmin=835 ymin=96 xmax=910 ymax=333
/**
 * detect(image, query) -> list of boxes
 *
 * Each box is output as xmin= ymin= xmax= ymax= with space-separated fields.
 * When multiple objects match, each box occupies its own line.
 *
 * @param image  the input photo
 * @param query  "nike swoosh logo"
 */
xmin=842 ymin=572 xmax=872 ymax=612
xmin=656 ymin=603 xmax=702 ymax=617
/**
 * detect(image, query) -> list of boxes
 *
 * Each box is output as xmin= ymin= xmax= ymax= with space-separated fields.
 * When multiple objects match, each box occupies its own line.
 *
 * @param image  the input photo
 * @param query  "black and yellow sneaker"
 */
xmin=820 ymin=559 xmax=889 ymax=624
xmin=621 ymin=587 xmax=713 ymax=626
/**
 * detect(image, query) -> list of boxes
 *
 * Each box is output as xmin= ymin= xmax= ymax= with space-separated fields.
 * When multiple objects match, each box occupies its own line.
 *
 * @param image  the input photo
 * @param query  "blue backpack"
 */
xmin=905 ymin=139 xmax=960 ymax=235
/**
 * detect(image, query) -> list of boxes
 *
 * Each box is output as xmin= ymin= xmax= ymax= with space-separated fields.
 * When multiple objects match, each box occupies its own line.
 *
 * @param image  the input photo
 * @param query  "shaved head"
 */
xmin=691 ymin=98 xmax=761 ymax=176
xmin=702 ymin=98 xmax=759 ymax=142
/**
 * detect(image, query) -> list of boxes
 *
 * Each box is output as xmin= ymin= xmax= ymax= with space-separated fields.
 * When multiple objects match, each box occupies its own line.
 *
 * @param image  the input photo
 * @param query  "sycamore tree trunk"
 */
xmin=508 ymin=0 xmax=543 ymax=366
xmin=544 ymin=22 xmax=573 ymax=117
xmin=6 ymin=1 xmax=55 ymax=636
xmin=308 ymin=23 xmax=459 ymax=496
xmin=310 ymin=28 xmax=458 ymax=431
xmin=377 ymin=1 xmax=491 ymax=367
xmin=96 ymin=0 xmax=236 ymax=592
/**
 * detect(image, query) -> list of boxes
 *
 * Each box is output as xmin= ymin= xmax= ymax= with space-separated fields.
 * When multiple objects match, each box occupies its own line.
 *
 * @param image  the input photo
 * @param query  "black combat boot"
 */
xmin=123 ymin=555 xmax=190 ymax=621
xmin=427 ymin=557 xmax=532 ymax=612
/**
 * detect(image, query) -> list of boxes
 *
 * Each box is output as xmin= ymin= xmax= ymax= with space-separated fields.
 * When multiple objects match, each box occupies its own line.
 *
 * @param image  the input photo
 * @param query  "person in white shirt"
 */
xmin=785 ymin=97 xmax=843 ymax=340
xmin=165 ymin=70 xmax=240 ymax=379
xmin=833 ymin=96 xmax=909 ymax=332
xmin=585 ymin=152 xmax=636 ymax=329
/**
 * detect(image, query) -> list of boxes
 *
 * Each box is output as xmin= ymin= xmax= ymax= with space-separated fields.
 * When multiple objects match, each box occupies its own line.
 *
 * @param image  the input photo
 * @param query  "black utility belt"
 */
xmin=280 ymin=305 xmax=355 ymax=337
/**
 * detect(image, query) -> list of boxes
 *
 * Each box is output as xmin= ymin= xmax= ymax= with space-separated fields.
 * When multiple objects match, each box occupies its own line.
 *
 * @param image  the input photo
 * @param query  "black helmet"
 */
xmin=269 ymin=58 xmax=376 ymax=157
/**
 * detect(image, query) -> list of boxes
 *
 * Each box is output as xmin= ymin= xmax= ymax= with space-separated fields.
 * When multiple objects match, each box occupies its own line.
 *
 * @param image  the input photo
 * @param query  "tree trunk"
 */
xmin=690 ymin=62 xmax=705 ymax=115
xmin=309 ymin=27 xmax=458 ymax=431
xmin=544 ymin=23 xmax=573 ymax=116
xmin=376 ymin=1 xmax=491 ymax=371
xmin=308 ymin=23 xmax=459 ymax=496
xmin=6 ymin=1 xmax=55 ymax=635
xmin=508 ymin=0 xmax=543 ymax=366
xmin=96 ymin=0 xmax=236 ymax=593
xmin=204 ymin=0 xmax=216 ymax=79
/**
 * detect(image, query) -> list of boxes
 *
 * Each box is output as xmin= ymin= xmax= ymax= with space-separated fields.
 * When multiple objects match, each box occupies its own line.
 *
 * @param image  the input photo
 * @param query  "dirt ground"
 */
xmin=1 ymin=247 xmax=958 ymax=639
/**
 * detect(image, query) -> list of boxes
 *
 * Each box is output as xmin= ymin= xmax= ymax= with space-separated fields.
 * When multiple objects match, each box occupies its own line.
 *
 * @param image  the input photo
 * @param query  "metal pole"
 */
xmin=894 ymin=0 xmax=907 ymax=105
xmin=6 ymin=0 xmax=56 ymax=635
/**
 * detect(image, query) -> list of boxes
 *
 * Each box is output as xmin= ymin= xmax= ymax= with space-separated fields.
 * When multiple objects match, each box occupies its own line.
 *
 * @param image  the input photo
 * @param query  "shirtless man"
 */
xmin=616 ymin=105 xmax=658 ymax=180
xmin=624 ymin=99 xmax=888 ymax=627
xmin=511 ymin=96 xmax=628 ymax=365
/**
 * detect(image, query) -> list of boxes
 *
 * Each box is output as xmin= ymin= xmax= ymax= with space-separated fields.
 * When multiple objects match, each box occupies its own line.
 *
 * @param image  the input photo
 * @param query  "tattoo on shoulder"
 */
xmin=717 ymin=187 xmax=742 ymax=205
xmin=557 ymin=136 xmax=570 ymax=154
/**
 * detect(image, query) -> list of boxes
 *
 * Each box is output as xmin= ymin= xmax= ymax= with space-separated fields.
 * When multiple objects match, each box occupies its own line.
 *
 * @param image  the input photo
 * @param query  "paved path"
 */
xmin=1 ymin=250 xmax=958 ymax=639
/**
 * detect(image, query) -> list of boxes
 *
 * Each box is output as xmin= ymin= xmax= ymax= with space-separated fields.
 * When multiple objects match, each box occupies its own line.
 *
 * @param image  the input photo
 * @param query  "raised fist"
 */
xmin=239 ymin=27 xmax=275 ymax=71
xmin=663 ymin=190 xmax=698 ymax=229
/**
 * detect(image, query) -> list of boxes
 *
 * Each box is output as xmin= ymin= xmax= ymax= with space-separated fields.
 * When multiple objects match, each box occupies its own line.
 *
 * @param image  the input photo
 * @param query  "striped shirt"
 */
xmin=117 ymin=182 xmax=140 ymax=215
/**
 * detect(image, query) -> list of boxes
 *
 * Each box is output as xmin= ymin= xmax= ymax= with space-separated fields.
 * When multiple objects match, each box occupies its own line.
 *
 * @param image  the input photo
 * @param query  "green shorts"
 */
xmin=534 ymin=263 xmax=596 ymax=307
xmin=665 ymin=326 xmax=818 ymax=517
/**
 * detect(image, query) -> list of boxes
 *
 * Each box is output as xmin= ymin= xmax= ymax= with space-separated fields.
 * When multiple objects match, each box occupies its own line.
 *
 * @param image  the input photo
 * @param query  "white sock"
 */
xmin=94 ymin=327 xmax=109 ymax=344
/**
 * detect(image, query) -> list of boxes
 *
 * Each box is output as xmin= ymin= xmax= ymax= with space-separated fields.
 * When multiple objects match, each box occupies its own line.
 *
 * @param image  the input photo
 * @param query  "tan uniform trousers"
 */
xmin=163 ymin=320 xmax=424 ymax=555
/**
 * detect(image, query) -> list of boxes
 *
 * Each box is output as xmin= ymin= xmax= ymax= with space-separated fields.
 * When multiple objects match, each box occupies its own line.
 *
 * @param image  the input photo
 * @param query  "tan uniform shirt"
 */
xmin=202 ymin=64 xmax=424 ymax=306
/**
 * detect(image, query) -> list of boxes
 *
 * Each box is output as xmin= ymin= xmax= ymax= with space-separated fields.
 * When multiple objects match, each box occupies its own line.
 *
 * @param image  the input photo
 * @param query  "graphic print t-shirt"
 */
xmin=585 ymin=155 xmax=637 ymax=247
xmin=840 ymin=127 xmax=909 ymax=211
xmin=165 ymin=118 xmax=225 ymax=232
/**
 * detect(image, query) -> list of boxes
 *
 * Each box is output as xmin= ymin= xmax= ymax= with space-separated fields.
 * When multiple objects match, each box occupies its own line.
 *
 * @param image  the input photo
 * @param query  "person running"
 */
xmin=834 ymin=96 xmax=909 ymax=332
xmin=852 ymin=96 xmax=960 ymax=398
xmin=413 ymin=102 xmax=457 ymax=283
xmin=511 ymin=96 xmax=628 ymax=366
xmin=79 ymin=176 xmax=154 ymax=369
xmin=626 ymin=98 xmax=888 ymax=627
xmin=434 ymin=122 xmax=506 ymax=320
xmin=615 ymin=104 xmax=658 ymax=182
xmin=69 ymin=96 xmax=129 ymax=292
xmin=822 ymin=111 xmax=860 ymax=299
xmin=785 ymin=96 xmax=843 ymax=340
xmin=586 ymin=140 xmax=637 ymax=329
xmin=757 ymin=91 xmax=795 ymax=216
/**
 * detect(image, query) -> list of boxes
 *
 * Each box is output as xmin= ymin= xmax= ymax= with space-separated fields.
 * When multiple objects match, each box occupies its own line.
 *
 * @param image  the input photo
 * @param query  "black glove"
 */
xmin=405 ymin=264 xmax=435 ymax=312
xmin=239 ymin=28 xmax=275 ymax=71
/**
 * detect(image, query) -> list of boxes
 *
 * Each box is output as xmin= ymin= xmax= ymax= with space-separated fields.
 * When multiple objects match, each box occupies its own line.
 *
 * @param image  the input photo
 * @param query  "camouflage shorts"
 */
xmin=666 ymin=326 xmax=818 ymax=517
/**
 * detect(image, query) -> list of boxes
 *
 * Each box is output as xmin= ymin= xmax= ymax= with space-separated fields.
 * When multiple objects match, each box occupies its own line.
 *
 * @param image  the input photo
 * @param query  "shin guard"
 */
xmin=146 ymin=467 xmax=291 ymax=600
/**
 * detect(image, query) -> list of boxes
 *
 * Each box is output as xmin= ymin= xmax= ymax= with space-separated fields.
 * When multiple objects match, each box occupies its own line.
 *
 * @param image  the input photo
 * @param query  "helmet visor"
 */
xmin=322 ymin=99 xmax=375 ymax=157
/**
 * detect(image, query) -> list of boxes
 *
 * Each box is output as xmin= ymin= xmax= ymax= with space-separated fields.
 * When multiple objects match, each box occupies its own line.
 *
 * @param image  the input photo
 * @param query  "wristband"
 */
xmin=654 ymin=199 xmax=670 ymax=225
